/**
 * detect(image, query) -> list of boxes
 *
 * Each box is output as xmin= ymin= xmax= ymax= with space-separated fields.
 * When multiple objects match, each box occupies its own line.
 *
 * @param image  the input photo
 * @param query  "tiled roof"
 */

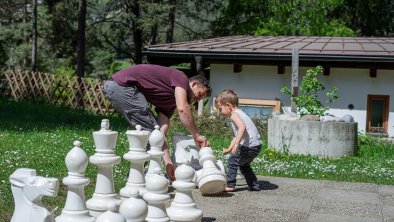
xmin=147 ymin=36 xmax=394 ymax=56
xmin=145 ymin=36 xmax=394 ymax=68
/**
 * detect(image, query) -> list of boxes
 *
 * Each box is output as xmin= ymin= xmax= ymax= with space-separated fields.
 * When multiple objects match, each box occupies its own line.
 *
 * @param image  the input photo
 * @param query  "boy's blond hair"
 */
xmin=215 ymin=89 xmax=239 ymax=108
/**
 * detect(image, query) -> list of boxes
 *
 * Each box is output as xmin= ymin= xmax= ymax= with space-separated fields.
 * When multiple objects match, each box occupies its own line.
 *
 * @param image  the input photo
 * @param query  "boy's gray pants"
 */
xmin=103 ymin=80 xmax=157 ymax=131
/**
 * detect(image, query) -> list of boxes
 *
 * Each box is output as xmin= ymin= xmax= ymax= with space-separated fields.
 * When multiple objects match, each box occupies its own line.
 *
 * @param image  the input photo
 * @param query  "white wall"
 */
xmin=210 ymin=64 xmax=394 ymax=137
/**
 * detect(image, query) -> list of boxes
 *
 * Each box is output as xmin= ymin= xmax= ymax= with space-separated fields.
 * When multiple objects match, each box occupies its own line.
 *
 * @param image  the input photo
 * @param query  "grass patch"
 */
xmin=1 ymin=98 xmax=394 ymax=220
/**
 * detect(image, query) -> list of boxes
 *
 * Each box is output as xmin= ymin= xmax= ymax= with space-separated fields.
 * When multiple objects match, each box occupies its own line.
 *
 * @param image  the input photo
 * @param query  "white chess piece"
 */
xmin=120 ymin=125 xmax=151 ymax=198
xmin=143 ymin=168 xmax=170 ymax=222
xmin=56 ymin=141 xmax=95 ymax=222
xmin=10 ymin=168 xmax=59 ymax=222
xmin=166 ymin=160 xmax=203 ymax=222
xmin=172 ymin=133 xmax=201 ymax=170
xmin=87 ymin=119 xmax=121 ymax=217
xmin=146 ymin=125 xmax=165 ymax=180
xmin=119 ymin=189 xmax=148 ymax=222
xmin=95 ymin=202 xmax=125 ymax=222
xmin=196 ymin=147 xmax=226 ymax=195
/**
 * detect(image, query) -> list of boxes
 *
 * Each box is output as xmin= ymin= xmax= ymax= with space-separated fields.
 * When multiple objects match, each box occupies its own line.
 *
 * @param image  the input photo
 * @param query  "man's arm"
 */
xmin=174 ymin=86 xmax=208 ymax=147
xmin=156 ymin=112 xmax=171 ymax=165
xmin=156 ymin=112 xmax=176 ymax=181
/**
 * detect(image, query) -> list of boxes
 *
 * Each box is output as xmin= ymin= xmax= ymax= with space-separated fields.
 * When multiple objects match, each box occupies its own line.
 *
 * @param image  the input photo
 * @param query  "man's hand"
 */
xmin=194 ymin=134 xmax=210 ymax=148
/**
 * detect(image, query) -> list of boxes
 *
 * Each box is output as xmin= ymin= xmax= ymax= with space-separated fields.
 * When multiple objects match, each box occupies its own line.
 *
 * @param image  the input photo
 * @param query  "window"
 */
xmin=238 ymin=99 xmax=280 ymax=118
xmin=366 ymin=95 xmax=389 ymax=134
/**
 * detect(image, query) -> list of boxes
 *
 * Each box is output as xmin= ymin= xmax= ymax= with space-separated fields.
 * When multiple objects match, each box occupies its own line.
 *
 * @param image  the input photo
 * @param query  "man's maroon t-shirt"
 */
xmin=111 ymin=64 xmax=189 ymax=118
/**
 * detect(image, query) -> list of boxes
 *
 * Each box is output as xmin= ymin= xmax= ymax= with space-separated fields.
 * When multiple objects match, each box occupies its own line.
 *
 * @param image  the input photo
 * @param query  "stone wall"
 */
xmin=268 ymin=118 xmax=358 ymax=157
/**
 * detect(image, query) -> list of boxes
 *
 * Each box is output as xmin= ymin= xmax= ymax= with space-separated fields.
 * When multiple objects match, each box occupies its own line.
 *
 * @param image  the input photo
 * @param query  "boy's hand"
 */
xmin=231 ymin=147 xmax=238 ymax=156
xmin=222 ymin=147 xmax=231 ymax=154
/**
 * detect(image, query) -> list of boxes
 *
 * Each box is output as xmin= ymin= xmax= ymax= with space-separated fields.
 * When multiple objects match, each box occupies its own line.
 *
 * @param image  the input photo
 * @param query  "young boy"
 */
xmin=215 ymin=89 xmax=262 ymax=192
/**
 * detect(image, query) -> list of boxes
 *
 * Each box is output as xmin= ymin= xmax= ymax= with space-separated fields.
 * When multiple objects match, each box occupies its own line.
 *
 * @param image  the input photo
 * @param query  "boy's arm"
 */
xmin=230 ymin=112 xmax=246 ymax=155
xmin=223 ymin=137 xmax=236 ymax=154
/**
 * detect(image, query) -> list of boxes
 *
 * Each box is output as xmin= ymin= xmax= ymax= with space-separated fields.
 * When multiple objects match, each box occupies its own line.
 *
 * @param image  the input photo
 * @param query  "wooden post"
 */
xmin=197 ymin=100 xmax=204 ymax=116
xmin=291 ymin=48 xmax=299 ymax=113
xmin=195 ymin=56 xmax=204 ymax=116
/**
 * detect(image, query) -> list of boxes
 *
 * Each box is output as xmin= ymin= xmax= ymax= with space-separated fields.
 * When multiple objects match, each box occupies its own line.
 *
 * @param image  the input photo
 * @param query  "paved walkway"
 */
xmin=191 ymin=176 xmax=394 ymax=222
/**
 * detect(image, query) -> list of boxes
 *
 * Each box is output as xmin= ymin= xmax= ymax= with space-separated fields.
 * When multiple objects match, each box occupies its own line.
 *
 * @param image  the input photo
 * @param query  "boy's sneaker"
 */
xmin=246 ymin=186 xmax=261 ymax=191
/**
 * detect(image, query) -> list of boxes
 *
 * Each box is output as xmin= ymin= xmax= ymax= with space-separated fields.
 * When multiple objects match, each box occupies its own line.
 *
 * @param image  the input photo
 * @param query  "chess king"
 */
xmin=10 ymin=168 xmax=59 ymax=222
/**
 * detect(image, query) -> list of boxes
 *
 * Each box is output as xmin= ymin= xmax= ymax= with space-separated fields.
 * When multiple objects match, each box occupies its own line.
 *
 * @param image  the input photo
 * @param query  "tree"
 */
xmin=341 ymin=0 xmax=394 ymax=36
xmin=212 ymin=0 xmax=268 ymax=36
xmin=254 ymin=0 xmax=355 ymax=36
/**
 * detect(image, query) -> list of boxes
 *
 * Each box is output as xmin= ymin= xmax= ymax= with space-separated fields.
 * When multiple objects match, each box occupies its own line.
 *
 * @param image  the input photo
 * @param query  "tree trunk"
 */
xmin=131 ymin=0 xmax=142 ymax=64
xmin=31 ymin=0 xmax=37 ymax=72
xmin=76 ymin=0 xmax=86 ymax=78
xmin=150 ymin=0 xmax=159 ymax=45
xmin=76 ymin=0 xmax=86 ymax=107
xmin=166 ymin=0 xmax=176 ymax=43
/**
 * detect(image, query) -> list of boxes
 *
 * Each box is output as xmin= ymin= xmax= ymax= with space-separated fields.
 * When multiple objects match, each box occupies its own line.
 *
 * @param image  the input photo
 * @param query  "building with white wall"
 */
xmin=144 ymin=36 xmax=394 ymax=137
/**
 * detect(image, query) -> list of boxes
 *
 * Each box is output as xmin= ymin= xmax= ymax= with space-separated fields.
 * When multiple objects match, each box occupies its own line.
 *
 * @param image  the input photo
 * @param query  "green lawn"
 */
xmin=1 ymin=98 xmax=394 ymax=220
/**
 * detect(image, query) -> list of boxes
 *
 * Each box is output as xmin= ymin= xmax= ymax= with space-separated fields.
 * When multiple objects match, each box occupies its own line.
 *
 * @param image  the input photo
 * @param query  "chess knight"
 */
xmin=10 ymin=168 xmax=59 ymax=222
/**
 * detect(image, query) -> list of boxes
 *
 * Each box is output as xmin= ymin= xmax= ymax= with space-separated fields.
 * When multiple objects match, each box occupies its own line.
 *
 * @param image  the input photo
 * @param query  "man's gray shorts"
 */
xmin=103 ymin=80 xmax=157 ymax=131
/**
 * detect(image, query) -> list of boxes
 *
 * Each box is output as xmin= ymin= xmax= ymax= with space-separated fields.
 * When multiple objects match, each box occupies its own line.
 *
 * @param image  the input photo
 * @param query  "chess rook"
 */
xmin=56 ymin=141 xmax=95 ymax=222
xmin=120 ymin=125 xmax=151 ymax=198
xmin=166 ymin=160 xmax=203 ymax=222
xmin=146 ymin=125 xmax=165 ymax=180
xmin=86 ymin=119 xmax=121 ymax=217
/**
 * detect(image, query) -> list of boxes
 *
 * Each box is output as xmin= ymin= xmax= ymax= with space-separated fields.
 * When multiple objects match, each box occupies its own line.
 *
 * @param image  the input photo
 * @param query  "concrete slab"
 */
xmin=323 ymin=180 xmax=378 ymax=192
xmin=311 ymin=199 xmax=381 ymax=217
xmin=306 ymin=213 xmax=381 ymax=222
xmin=189 ymin=175 xmax=394 ymax=221
xmin=383 ymin=206 xmax=394 ymax=221
xmin=317 ymin=187 xmax=380 ymax=203
xmin=380 ymin=185 xmax=394 ymax=195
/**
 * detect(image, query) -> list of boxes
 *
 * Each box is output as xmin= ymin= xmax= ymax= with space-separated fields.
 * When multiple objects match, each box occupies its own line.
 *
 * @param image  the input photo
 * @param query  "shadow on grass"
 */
xmin=0 ymin=98 xmax=129 ymax=132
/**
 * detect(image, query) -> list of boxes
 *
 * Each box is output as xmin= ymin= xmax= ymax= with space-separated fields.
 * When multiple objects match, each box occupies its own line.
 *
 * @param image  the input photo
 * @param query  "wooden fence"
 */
xmin=1 ymin=70 xmax=114 ymax=115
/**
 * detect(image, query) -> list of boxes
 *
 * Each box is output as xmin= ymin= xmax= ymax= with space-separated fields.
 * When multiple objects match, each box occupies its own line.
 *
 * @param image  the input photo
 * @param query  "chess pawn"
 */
xmin=196 ymin=147 xmax=226 ymax=195
xmin=143 ymin=168 xmax=170 ymax=222
xmin=146 ymin=125 xmax=165 ymax=180
xmin=87 ymin=119 xmax=121 ymax=217
xmin=10 ymin=168 xmax=59 ymax=222
xmin=119 ymin=189 xmax=148 ymax=222
xmin=120 ymin=125 xmax=151 ymax=198
xmin=166 ymin=160 xmax=203 ymax=222
xmin=56 ymin=141 xmax=95 ymax=222
xmin=95 ymin=202 xmax=125 ymax=222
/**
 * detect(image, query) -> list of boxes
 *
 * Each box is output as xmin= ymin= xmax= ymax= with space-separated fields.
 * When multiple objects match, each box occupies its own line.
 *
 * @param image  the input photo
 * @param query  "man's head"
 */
xmin=188 ymin=75 xmax=211 ymax=103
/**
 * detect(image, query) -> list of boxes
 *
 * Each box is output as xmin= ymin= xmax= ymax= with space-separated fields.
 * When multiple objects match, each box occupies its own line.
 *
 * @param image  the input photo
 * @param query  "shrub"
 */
xmin=281 ymin=66 xmax=339 ymax=116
